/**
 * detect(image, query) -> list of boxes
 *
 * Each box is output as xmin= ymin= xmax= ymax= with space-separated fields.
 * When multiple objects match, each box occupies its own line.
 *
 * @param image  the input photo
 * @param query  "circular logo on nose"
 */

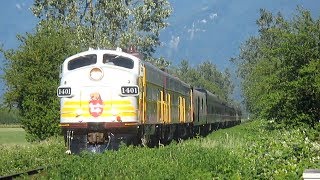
xmin=89 ymin=92 xmax=103 ymax=117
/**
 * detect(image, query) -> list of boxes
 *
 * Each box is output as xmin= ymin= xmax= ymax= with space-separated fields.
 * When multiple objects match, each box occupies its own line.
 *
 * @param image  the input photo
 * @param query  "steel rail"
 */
xmin=0 ymin=166 xmax=45 ymax=180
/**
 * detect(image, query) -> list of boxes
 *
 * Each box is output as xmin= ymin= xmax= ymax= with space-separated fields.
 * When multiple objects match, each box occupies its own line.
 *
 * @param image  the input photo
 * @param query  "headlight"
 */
xmin=89 ymin=67 xmax=103 ymax=81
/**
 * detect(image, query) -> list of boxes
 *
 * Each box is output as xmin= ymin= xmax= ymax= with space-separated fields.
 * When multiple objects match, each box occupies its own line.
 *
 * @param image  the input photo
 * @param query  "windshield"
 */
xmin=103 ymin=54 xmax=134 ymax=69
xmin=68 ymin=54 xmax=97 ymax=70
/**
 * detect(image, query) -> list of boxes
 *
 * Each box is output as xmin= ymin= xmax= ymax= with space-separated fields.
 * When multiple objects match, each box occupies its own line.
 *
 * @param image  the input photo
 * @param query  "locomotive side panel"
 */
xmin=143 ymin=62 xmax=192 ymax=125
xmin=166 ymin=76 xmax=192 ymax=124
xmin=144 ymin=63 xmax=165 ymax=124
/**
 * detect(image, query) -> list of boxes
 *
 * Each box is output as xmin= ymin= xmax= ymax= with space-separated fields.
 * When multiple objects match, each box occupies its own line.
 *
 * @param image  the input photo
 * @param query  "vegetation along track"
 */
xmin=1 ymin=166 xmax=45 ymax=179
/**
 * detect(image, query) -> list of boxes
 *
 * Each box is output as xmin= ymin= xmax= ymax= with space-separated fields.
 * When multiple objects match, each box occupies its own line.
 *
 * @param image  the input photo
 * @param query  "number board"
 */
xmin=57 ymin=87 xmax=72 ymax=97
xmin=121 ymin=86 xmax=139 ymax=96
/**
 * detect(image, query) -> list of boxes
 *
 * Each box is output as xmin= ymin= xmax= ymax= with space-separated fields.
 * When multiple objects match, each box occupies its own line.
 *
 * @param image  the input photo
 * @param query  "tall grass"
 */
xmin=0 ymin=137 xmax=65 ymax=176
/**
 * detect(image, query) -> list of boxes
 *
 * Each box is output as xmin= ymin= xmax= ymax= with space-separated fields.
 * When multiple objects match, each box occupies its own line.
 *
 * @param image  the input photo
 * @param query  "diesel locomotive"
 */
xmin=57 ymin=47 xmax=241 ymax=154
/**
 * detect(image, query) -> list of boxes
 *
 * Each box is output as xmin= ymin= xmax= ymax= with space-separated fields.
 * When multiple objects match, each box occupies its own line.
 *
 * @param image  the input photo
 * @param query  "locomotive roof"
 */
xmin=67 ymin=48 xmax=141 ymax=62
xmin=142 ymin=60 xmax=191 ymax=88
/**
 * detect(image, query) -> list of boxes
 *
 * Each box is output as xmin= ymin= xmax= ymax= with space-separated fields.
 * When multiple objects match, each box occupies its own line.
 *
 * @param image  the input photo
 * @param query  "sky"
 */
xmin=0 ymin=0 xmax=320 ymax=102
xmin=157 ymin=0 xmax=320 ymax=69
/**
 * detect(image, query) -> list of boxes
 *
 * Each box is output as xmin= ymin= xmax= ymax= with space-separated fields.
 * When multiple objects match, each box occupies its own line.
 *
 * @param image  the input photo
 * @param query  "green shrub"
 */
xmin=1 ymin=21 xmax=80 ymax=141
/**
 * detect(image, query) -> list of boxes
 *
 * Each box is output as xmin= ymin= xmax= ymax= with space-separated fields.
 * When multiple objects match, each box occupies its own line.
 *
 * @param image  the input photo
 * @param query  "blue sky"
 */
xmin=1 ymin=0 xmax=320 ymax=101
xmin=157 ymin=0 xmax=320 ymax=68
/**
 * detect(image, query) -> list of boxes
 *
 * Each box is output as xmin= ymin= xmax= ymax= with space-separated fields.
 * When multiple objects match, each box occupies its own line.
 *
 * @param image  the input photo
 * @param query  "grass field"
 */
xmin=0 ymin=128 xmax=27 ymax=144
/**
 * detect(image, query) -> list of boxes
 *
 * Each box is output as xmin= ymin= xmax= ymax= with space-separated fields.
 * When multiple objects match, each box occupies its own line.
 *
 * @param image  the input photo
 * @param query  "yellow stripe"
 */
xmin=63 ymin=101 xmax=83 ymax=106
xmin=61 ymin=100 xmax=136 ymax=118
xmin=61 ymin=112 xmax=136 ymax=118
xmin=64 ymin=100 xmax=132 ymax=106
xmin=109 ymin=100 xmax=132 ymax=105
xmin=119 ymin=112 xmax=136 ymax=116
xmin=62 ymin=106 xmax=135 ymax=112
xmin=125 ymin=123 xmax=138 ymax=126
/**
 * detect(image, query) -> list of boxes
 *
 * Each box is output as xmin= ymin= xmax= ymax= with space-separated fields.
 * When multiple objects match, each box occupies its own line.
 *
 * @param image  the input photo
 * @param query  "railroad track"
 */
xmin=0 ymin=166 xmax=45 ymax=180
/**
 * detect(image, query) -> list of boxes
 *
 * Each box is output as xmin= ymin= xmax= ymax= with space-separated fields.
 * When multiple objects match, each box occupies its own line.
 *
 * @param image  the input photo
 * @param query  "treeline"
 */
xmin=172 ymin=60 xmax=234 ymax=103
xmin=0 ymin=0 xmax=235 ymax=141
xmin=0 ymin=108 xmax=20 ymax=124
xmin=233 ymin=8 xmax=320 ymax=128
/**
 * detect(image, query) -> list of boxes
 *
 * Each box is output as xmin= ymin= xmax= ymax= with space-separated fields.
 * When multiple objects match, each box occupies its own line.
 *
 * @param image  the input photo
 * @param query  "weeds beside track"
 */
xmin=1 ymin=120 xmax=319 ymax=179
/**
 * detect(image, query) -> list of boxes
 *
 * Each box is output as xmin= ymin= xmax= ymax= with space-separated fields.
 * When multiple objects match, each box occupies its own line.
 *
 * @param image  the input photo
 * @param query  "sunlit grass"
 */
xmin=182 ymin=131 xmax=246 ymax=151
xmin=0 ymin=128 xmax=27 ymax=144
xmin=0 ymin=124 xmax=21 ymax=128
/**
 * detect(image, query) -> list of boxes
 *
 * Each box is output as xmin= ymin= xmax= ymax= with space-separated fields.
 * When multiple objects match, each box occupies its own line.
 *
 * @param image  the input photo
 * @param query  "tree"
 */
xmin=175 ymin=60 xmax=234 ymax=102
xmin=233 ymin=8 xmax=320 ymax=127
xmin=1 ymin=21 xmax=80 ymax=141
xmin=2 ymin=0 xmax=172 ymax=141
xmin=32 ymin=0 xmax=172 ymax=62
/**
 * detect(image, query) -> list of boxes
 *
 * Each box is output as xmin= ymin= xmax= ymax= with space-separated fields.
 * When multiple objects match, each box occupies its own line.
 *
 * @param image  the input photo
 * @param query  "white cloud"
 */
xmin=15 ymin=3 xmax=26 ymax=11
xmin=200 ymin=19 xmax=207 ymax=24
xmin=187 ymin=23 xmax=195 ymax=40
xmin=169 ymin=36 xmax=180 ymax=50
xmin=187 ymin=22 xmax=202 ymax=40
xmin=209 ymin=13 xmax=218 ymax=20
xmin=165 ymin=35 xmax=180 ymax=59
xmin=16 ymin=3 xmax=22 ymax=10
xmin=160 ymin=41 xmax=166 ymax=47
xmin=202 ymin=6 xmax=208 ymax=11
